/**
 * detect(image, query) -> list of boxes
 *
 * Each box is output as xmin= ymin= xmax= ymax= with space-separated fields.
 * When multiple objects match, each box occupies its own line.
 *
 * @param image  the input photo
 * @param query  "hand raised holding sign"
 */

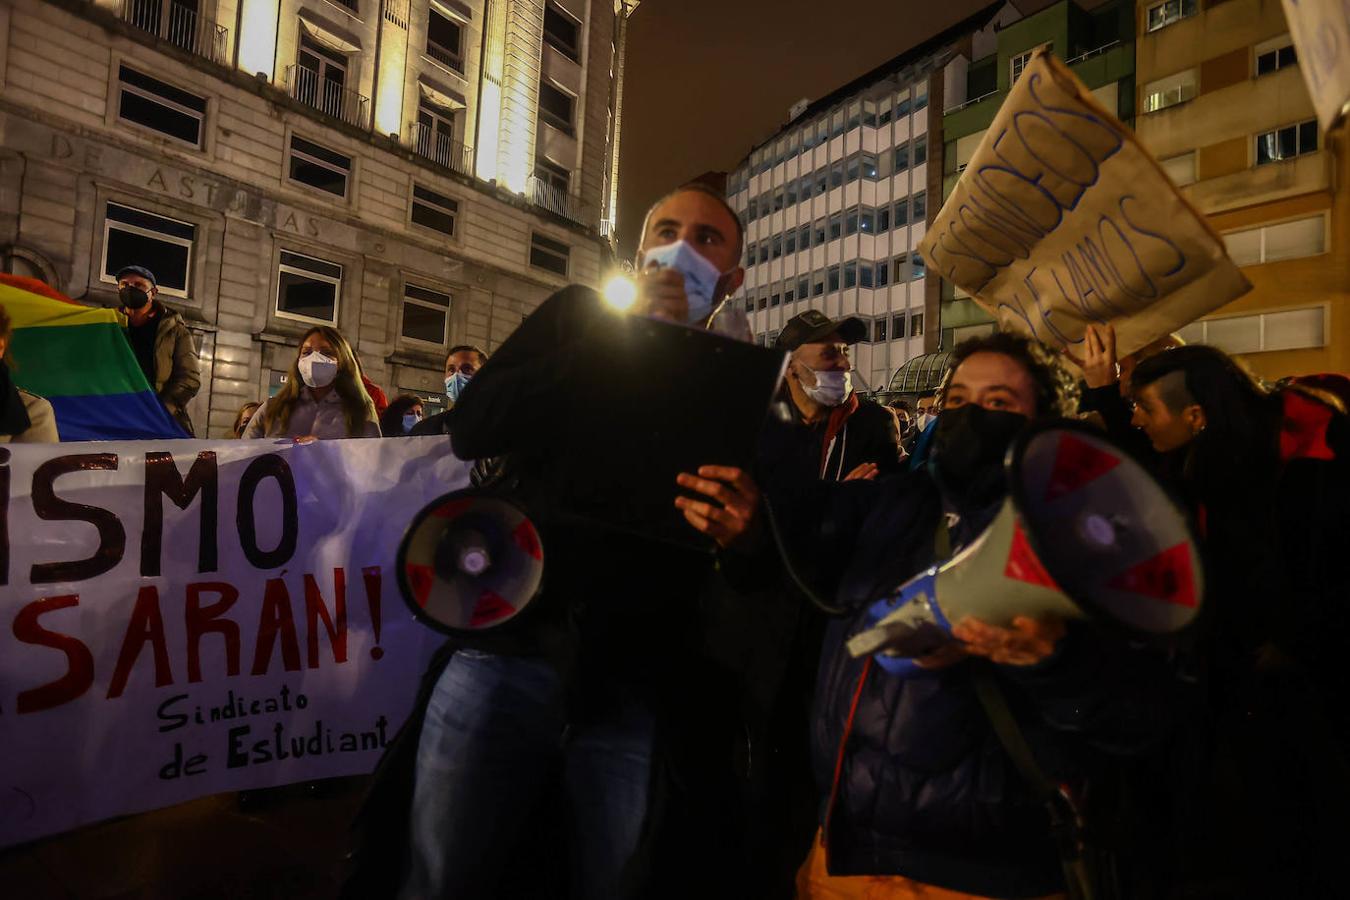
xmin=1080 ymin=323 xmax=1120 ymax=390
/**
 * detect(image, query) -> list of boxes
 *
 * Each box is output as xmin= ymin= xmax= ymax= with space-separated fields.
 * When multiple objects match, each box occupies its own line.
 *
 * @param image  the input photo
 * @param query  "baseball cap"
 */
xmin=114 ymin=265 xmax=158 ymax=289
xmin=776 ymin=309 xmax=867 ymax=351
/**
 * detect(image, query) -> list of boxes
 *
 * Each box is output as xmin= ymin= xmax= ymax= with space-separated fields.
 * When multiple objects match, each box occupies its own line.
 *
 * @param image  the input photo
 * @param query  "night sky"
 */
xmin=614 ymin=0 xmax=996 ymax=259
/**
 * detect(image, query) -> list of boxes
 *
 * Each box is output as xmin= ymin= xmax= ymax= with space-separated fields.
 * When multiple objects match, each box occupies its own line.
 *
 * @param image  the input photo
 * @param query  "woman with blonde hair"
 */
xmin=242 ymin=326 xmax=379 ymax=440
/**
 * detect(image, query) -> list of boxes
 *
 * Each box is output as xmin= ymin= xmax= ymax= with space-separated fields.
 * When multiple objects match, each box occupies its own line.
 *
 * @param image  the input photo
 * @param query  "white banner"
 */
xmin=1282 ymin=0 xmax=1350 ymax=134
xmin=0 ymin=437 xmax=467 ymax=848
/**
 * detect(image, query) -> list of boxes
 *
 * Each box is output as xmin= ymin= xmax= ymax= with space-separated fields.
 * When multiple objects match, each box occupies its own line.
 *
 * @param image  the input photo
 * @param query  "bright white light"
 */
xmin=603 ymin=275 xmax=637 ymax=311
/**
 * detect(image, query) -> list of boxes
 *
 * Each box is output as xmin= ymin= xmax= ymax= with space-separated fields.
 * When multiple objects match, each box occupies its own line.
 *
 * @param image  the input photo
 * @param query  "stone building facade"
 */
xmin=0 ymin=0 xmax=638 ymax=435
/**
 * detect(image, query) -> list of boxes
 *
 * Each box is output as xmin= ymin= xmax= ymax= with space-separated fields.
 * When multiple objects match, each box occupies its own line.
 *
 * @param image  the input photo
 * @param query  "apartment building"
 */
xmin=726 ymin=3 xmax=1005 ymax=396
xmin=1135 ymin=0 xmax=1349 ymax=379
xmin=0 ymin=0 xmax=637 ymax=436
xmin=939 ymin=0 xmax=1137 ymax=347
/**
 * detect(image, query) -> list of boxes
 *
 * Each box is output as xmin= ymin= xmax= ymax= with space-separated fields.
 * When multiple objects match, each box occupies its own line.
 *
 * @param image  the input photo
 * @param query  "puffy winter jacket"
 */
xmin=808 ymin=470 xmax=1180 ymax=898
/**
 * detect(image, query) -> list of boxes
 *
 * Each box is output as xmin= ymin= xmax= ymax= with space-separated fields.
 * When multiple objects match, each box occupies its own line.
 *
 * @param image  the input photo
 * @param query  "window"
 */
xmin=879 ymin=99 xmax=893 ymax=125
xmin=417 ymin=101 xmax=462 ymax=170
xmin=117 ymin=65 xmax=206 ymax=147
xmin=535 ymin=157 xmax=570 ymax=193
xmin=543 ymin=2 xmax=581 ymax=61
xmin=758 ymin=295 xmax=768 ymax=311
xmin=846 ymin=153 xmax=861 ymax=183
xmin=277 ymin=251 xmax=341 ymax=324
xmin=828 ymin=213 xmax=843 ymax=241
xmin=1256 ymin=120 xmax=1318 ymax=166
xmin=860 ymin=265 xmax=874 ymax=289
xmin=1146 ymin=0 xmax=1197 ymax=33
xmin=1160 ymin=151 xmax=1197 ymax=187
xmin=827 ymin=265 xmax=840 ymax=292
xmin=798 ymin=224 xmax=811 ymax=250
xmin=892 ymin=315 xmax=906 ymax=338
xmin=1180 ymin=308 xmax=1324 ymax=354
xmin=909 ymin=251 xmax=926 ymax=281
xmin=894 ymin=198 xmax=909 ymax=225
xmin=896 ymin=91 xmax=911 ymax=118
xmin=427 ymin=7 xmax=464 ymax=73
xmin=1223 ymin=214 xmax=1326 ymax=266
xmin=812 ymin=274 xmax=825 ymax=296
xmin=1010 ymin=43 xmax=1050 ymax=85
xmin=744 ymin=297 xmax=755 ymax=313
xmin=538 ymin=81 xmax=576 ymax=135
xmin=915 ymin=84 xmax=928 ymax=111
xmin=771 ymin=236 xmax=782 ymax=259
xmin=785 ymin=289 xmax=795 ymax=304
xmin=402 ymin=283 xmax=451 ymax=344
xmin=294 ymin=37 xmax=350 ymax=121
xmin=846 ymin=102 xmax=861 ymax=132
xmin=874 ymin=318 xmax=887 ymax=342
xmin=845 ymin=208 xmax=859 ymax=236
xmin=912 ymin=191 xmax=927 ymax=223
xmin=894 ymin=257 xmax=907 ymax=283
xmin=745 ymin=242 xmax=756 ymax=267
xmin=758 ymin=243 xmax=769 ymax=264
xmin=797 ymin=276 xmax=810 ymax=299
xmin=748 ymin=198 xmax=759 ymax=220
xmin=813 ymin=220 xmax=825 ymax=246
xmin=830 ymin=160 xmax=845 ymax=189
xmin=894 ymin=143 xmax=910 ymax=172
xmin=912 ymin=138 xmax=927 ymax=167
xmin=102 ymin=202 xmax=194 ymax=298
xmin=288 ymin=135 xmax=351 ymax=198
xmin=844 ymin=262 xmax=857 ymax=289
xmin=411 ymin=184 xmax=459 ymax=236
xmin=786 ymin=181 xmax=798 ymax=206
xmin=910 ymin=313 xmax=924 ymax=336
xmin=770 ymin=293 xmax=780 ymax=308
xmin=1256 ymin=36 xmax=1297 ymax=77
xmin=785 ymin=230 xmax=797 ymax=254
xmin=860 ymin=208 xmax=875 ymax=233
xmin=863 ymin=102 xmax=878 ymax=128
xmin=876 ymin=261 xmax=890 ymax=287
xmin=830 ymin=109 xmax=845 ymax=138
xmin=530 ymin=232 xmax=570 ymax=276
xmin=815 ymin=171 xmax=828 ymax=196
xmin=862 ymin=152 xmax=880 ymax=180
xmin=1143 ymin=69 xmax=1197 ymax=113
xmin=877 ymin=206 xmax=891 ymax=232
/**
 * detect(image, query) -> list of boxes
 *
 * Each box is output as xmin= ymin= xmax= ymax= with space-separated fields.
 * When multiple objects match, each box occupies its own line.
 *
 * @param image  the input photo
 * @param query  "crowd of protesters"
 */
xmin=7 ymin=185 xmax=1350 ymax=900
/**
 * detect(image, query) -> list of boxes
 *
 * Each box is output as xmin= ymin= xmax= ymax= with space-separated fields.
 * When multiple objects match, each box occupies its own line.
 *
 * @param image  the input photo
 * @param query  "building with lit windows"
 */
xmin=1134 ymin=0 xmax=1350 ymax=379
xmin=727 ymin=3 xmax=1007 ymax=396
xmin=0 ymin=0 xmax=637 ymax=435
xmin=938 ymin=0 xmax=1137 ymax=347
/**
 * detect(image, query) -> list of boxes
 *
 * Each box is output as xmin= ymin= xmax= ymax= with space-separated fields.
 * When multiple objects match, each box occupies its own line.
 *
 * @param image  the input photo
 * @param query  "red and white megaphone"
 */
xmin=848 ymin=422 xmax=1204 ymax=674
xmin=396 ymin=490 xmax=545 ymax=634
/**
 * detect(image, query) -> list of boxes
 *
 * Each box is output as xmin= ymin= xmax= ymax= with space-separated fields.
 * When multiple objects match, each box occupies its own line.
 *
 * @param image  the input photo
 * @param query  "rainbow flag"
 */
xmin=0 ymin=275 xmax=189 ymax=441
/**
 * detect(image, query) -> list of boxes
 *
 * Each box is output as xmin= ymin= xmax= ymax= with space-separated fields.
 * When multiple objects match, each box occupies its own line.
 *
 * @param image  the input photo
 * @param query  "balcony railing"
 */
xmin=1065 ymin=40 xmax=1122 ymax=66
xmin=120 ymin=0 xmax=228 ymax=64
xmin=527 ymin=175 xmax=589 ymax=226
xmin=410 ymin=122 xmax=474 ymax=177
xmin=946 ymin=89 xmax=998 ymax=115
xmin=285 ymin=65 xmax=370 ymax=129
xmin=426 ymin=41 xmax=465 ymax=74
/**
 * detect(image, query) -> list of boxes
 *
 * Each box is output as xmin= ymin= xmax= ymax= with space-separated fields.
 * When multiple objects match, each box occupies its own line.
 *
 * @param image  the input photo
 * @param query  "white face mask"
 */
xmin=402 ymin=413 xmax=422 ymax=433
xmin=638 ymin=239 xmax=730 ymax=326
xmin=917 ymin=411 xmax=935 ymax=430
xmin=298 ymin=352 xmax=339 ymax=389
xmin=802 ymin=368 xmax=852 ymax=407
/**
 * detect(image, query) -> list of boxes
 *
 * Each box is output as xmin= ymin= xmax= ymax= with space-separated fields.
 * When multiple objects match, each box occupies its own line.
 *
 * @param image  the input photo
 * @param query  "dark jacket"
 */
xmin=760 ymin=392 xmax=902 ymax=489
xmin=802 ymin=470 xmax=1178 ymax=898
xmin=137 ymin=300 xmax=199 ymax=436
xmin=1078 ymin=384 xmax=1153 ymax=462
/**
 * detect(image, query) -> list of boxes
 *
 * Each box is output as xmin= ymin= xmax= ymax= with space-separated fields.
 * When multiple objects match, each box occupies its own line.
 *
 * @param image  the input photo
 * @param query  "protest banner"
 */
xmin=1282 ymin=0 xmax=1350 ymax=134
xmin=0 ymin=436 xmax=467 ymax=848
xmin=919 ymin=51 xmax=1251 ymax=358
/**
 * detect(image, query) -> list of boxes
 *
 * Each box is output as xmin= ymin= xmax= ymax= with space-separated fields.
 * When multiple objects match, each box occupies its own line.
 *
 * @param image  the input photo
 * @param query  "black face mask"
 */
xmin=119 ymin=286 xmax=151 ymax=310
xmin=930 ymin=405 xmax=1028 ymax=505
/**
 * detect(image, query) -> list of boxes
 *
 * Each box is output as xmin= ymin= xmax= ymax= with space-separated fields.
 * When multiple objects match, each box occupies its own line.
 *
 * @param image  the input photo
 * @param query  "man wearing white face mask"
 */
xmin=767 ymin=310 xmax=901 ymax=484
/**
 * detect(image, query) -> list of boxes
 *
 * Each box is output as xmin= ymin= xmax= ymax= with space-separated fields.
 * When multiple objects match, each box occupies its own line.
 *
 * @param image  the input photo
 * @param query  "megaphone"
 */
xmin=395 ymin=490 xmax=545 ymax=634
xmin=847 ymin=422 xmax=1203 ymax=675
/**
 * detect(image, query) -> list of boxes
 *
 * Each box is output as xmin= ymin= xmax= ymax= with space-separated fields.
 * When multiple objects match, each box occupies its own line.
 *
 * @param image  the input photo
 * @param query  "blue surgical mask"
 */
xmin=639 ymin=240 xmax=729 ymax=326
xmin=402 ymin=413 xmax=421 ymax=433
xmin=446 ymin=371 xmax=471 ymax=402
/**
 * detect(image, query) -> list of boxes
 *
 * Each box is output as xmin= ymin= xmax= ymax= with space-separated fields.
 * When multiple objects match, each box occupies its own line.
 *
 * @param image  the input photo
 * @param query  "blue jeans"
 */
xmin=400 ymin=650 xmax=655 ymax=900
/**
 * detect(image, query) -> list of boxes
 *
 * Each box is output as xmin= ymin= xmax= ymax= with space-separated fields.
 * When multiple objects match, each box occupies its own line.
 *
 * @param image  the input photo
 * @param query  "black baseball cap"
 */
xmin=114 ymin=265 xmax=157 ymax=289
xmin=776 ymin=309 xmax=867 ymax=350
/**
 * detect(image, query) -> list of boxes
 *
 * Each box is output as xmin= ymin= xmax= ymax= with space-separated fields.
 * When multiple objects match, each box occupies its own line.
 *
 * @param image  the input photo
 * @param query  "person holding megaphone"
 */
xmin=720 ymin=333 xmax=1186 ymax=900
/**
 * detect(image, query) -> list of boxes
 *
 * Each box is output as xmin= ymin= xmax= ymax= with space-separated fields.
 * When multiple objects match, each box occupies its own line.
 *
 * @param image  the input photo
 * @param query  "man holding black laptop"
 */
xmin=391 ymin=183 xmax=775 ymax=900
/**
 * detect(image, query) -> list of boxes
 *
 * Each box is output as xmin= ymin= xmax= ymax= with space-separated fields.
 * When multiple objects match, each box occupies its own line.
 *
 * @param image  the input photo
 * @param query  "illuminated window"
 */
xmin=1255 ymin=120 xmax=1318 ymax=166
xmin=1143 ymin=69 xmax=1197 ymax=113
xmin=1146 ymin=0 xmax=1197 ymax=33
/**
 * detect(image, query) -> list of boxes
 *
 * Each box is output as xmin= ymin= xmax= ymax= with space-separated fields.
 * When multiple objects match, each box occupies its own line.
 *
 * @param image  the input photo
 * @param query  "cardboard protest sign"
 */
xmin=920 ymin=51 xmax=1251 ymax=358
xmin=1282 ymin=0 xmax=1350 ymax=134
xmin=0 ymin=437 xmax=468 ymax=848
